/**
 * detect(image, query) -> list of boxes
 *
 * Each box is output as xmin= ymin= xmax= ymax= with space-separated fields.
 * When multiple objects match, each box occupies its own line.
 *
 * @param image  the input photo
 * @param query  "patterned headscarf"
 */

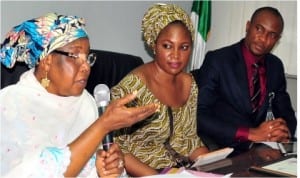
xmin=142 ymin=3 xmax=194 ymax=49
xmin=0 ymin=12 xmax=88 ymax=68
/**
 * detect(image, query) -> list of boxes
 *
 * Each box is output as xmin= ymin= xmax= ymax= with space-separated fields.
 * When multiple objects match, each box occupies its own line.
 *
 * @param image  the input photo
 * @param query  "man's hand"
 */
xmin=249 ymin=118 xmax=290 ymax=142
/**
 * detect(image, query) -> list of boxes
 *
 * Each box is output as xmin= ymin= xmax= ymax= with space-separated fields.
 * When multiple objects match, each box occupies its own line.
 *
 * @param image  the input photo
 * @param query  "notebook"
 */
xmin=191 ymin=147 xmax=234 ymax=167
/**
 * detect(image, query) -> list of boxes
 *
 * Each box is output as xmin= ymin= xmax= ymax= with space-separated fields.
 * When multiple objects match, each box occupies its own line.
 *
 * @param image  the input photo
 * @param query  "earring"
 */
xmin=41 ymin=71 xmax=50 ymax=88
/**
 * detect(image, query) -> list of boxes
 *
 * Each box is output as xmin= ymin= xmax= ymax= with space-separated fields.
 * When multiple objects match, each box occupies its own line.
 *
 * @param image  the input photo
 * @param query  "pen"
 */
xmin=277 ymin=142 xmax=286 ymax=154
xmin=267 ymin=112 xmax=286 ymax=155
xmin=284 ymin=152 xmax=296 ymax=156
xmin=265 ymin=92 xmax=286 ymax=155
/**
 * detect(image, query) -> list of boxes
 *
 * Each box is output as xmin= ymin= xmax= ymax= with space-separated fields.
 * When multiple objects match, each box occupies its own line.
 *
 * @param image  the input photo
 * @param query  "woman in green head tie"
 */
xmin=111 ymin=3 xmax=209 ymax=176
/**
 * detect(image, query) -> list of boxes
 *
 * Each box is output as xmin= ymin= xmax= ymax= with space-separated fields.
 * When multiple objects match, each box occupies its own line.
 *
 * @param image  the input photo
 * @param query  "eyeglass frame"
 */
xmin=52 ymin=50 xmax=97 ymax=67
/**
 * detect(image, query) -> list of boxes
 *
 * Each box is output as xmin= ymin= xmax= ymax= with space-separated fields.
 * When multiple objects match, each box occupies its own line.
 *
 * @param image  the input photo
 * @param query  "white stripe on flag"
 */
xmin=189 ymin=11 xmax=206 ymax=71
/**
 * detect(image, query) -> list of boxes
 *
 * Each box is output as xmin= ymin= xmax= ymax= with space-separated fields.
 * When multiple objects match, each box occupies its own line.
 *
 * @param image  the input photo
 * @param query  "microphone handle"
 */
xmin=98 ymin=106 xmax=114 ymax=151
xmin=102 ymin=132 xmax=114 ymax=151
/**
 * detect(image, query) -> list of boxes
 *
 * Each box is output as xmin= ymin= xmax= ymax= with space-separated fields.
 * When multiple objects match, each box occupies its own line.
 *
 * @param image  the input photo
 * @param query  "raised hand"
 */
xmin=99 ymin=91 xmax=159 ymax=133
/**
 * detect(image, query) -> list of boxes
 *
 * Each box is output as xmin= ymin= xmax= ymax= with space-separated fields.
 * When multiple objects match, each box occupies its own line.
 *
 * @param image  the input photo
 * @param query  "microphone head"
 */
xmin=93 ymin=84 xmax=110 ymax=107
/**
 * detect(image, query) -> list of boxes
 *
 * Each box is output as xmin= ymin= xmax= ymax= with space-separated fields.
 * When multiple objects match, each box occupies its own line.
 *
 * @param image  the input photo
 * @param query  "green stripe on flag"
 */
xmin=192 ymin=0 xmax=211 ymax=41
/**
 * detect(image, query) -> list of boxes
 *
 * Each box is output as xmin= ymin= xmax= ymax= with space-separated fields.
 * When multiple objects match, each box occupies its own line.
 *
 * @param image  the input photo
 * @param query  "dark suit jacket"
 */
xmin=192 ymin=39 xmax=296 ymax=152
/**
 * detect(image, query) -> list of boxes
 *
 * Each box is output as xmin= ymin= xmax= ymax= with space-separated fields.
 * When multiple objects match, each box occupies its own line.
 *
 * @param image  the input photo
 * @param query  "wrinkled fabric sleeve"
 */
xmin=111 ymin=76 xmax=133 ymax=154
xmin=29 ymin=147 xmax=96 ymax=177
xmin=32 ymin=147 xmax=71 ymax=177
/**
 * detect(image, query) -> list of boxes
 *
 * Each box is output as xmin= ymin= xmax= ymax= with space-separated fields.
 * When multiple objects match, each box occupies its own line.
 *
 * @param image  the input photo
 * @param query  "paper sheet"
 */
xmin=262 ymin=157 xmax=297 ymax=176
xmin=143 ymin=167 xmax=231 ymax=178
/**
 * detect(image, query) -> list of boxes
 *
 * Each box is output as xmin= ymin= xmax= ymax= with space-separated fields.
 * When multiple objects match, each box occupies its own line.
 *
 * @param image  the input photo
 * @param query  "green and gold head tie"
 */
xmin=142 ymin=3 xmax=194 ymax=48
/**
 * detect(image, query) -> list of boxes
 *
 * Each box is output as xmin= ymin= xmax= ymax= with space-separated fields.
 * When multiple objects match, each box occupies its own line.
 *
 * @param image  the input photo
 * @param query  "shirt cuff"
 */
xmin=235 ymin=127 xmax=249 ymax=142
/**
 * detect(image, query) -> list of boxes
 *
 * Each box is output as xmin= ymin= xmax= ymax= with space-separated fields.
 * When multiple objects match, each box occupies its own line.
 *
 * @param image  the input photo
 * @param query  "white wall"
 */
xmin=1 ymin=0 xmax=296 ymax=110
xmin=0 ymin=1 xmax=192 ymax=63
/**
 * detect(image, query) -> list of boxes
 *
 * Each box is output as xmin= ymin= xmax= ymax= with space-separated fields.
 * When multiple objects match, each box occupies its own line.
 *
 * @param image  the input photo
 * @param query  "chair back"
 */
xmin=1 ymin=49 xmax=144 ymax=95
xmin=1 ymin=62 xmax=29 ymax=88
xmin=86 ymin=49 xmax=144 ymax=94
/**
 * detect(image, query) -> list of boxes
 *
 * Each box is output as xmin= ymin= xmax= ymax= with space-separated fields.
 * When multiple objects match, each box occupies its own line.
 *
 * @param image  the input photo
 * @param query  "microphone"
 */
xmin=94 ymin=84 xmax=113 ymax=151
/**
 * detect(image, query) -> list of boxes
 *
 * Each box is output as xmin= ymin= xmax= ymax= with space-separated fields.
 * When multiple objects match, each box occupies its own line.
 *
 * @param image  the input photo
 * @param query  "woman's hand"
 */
xmin=99 ymin=91 xmax=159 ymax=133
xmin=96 ymin=143 xmax=125 ymax=178
xmin=189 ymin=146 xmax=209 ymax=161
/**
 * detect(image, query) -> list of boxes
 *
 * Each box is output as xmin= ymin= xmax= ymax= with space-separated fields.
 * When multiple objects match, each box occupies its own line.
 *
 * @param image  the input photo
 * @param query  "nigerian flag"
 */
xmin=188 ymin=0 xmax=211 ymax=71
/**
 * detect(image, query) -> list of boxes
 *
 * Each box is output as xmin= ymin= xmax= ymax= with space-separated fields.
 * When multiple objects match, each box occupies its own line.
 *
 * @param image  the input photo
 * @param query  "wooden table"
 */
xmin=194 ymin=143 xmax=295 ymax=177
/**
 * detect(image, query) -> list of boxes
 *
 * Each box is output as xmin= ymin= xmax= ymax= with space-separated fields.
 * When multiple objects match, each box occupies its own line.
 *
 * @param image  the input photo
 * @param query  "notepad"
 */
xmin=249 ymin=157 xmax=297 ymax=177
xmin=191 ymin=147 xmax=234 ymax=167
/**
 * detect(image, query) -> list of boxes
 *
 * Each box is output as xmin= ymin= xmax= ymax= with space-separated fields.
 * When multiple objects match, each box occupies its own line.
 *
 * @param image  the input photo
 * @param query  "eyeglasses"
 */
xmin=53 ymin=50 xmax=97 ymax=67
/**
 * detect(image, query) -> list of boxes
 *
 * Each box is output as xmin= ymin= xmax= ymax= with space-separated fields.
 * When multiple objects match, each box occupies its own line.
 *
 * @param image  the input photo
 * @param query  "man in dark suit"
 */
xmin=192 ymin=6 xmax=296 ymax=154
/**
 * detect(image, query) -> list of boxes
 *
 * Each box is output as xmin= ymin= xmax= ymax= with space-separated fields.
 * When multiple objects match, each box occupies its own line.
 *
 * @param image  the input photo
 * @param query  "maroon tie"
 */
xmin=251 ymin=63 xmax=260 ymax=113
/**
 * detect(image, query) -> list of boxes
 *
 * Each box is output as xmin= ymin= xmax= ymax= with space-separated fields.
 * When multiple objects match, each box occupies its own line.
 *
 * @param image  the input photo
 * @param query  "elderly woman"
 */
xmin=111 ymin=3 xmax=209 ymax=177
xmin=0 ymin=13 xmax=158 ymax=178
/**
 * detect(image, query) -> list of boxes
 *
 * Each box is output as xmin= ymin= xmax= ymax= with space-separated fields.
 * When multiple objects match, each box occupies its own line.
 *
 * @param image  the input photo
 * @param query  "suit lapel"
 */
xmin=232 ymin=43 xmax=253 ymax=114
